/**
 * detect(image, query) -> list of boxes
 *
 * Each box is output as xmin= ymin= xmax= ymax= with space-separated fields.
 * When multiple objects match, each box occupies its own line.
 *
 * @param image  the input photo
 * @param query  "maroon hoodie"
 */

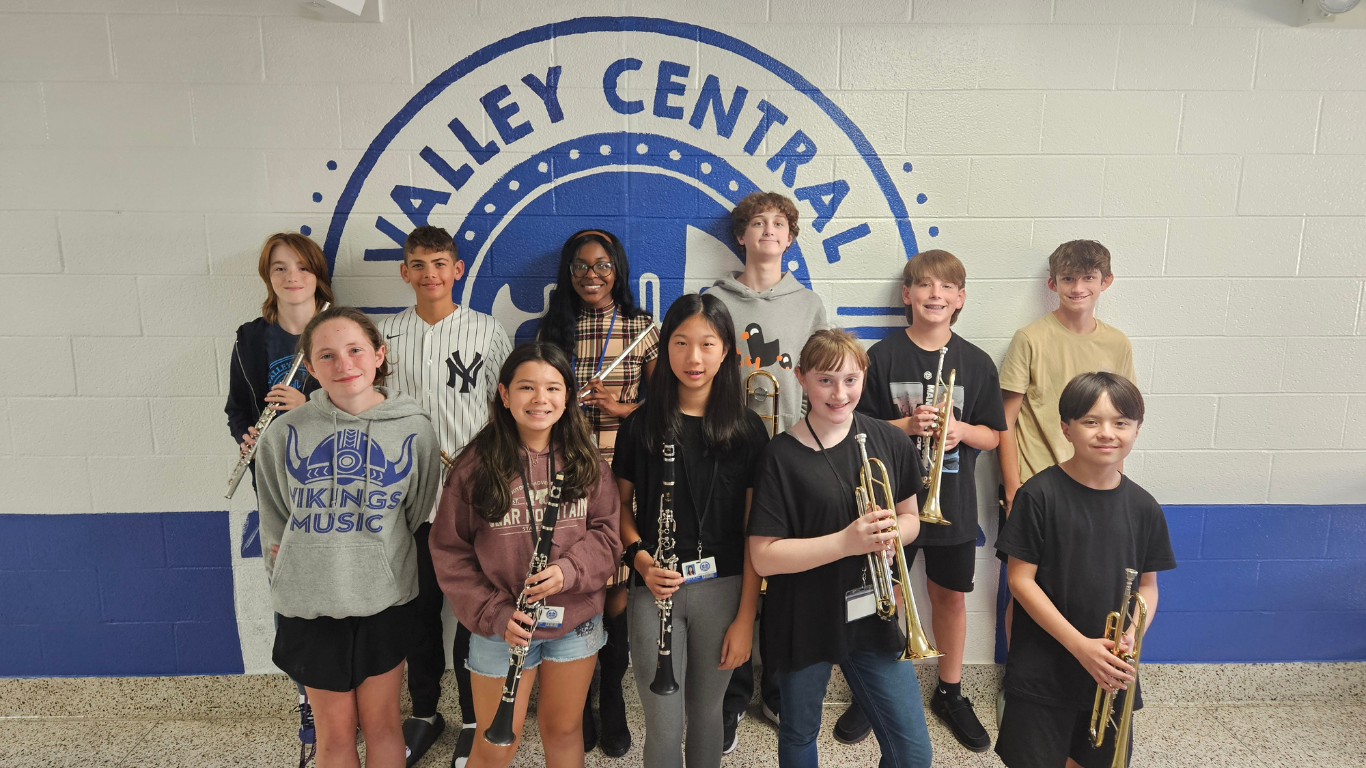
xmin=430 ymin=443 xmax=621 ymax=640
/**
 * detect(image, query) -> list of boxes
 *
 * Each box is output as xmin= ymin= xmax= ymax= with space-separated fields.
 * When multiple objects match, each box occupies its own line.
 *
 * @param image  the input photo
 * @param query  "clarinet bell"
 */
xmin=483 ymin=701 xmax=516 ymax=747
xmin=649 ymin=654 xmax=679 ymax=696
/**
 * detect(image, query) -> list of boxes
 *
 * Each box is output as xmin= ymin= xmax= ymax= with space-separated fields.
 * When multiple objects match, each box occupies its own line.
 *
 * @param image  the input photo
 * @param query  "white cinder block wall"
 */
xmin=1 ymin=0 xmax=1363 ymax=669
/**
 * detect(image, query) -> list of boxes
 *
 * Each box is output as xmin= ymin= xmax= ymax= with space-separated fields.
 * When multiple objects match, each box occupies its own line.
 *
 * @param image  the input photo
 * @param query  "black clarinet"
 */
xmin=649 ymin=437 xmax=680 ymax=696
xmin=484 ymin=471 xmax=565 ymax=747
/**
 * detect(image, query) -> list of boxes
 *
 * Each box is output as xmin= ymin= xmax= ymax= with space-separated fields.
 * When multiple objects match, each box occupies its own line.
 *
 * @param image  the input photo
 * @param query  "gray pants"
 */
xmin=629 ymin=575 xmax=742 ymax=768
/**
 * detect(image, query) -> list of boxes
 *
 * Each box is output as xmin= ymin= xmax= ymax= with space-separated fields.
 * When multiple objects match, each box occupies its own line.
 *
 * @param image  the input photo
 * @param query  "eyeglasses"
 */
xmin=569 ymin=262 xmax=615 ymax=277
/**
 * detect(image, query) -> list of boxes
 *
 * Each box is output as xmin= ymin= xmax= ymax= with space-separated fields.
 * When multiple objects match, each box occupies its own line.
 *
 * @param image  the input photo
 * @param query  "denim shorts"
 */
xmin=465 ymin=614 xmax=605 ymax=678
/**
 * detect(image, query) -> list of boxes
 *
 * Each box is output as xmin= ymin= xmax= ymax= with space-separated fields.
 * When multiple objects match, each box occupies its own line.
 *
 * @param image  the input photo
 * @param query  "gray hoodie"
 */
xmin=709 ymin=271 xmax=829 ymax=432
xmin=256 ymin=386 xmax=442 ymax=620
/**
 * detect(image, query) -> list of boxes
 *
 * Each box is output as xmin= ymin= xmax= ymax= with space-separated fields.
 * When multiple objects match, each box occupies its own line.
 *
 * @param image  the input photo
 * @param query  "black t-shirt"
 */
xmin=613 ymin=408 xmax=769 ymax=582
xmin=996 ymin=465 xmax=1178 ymax=710
xmin=265 ymin=323 xmax=310 ymax=389
xmin=747 ymin=415 xmax=923 ymax=675
xmin=857 ymin=330 xmax=1007 ymax=546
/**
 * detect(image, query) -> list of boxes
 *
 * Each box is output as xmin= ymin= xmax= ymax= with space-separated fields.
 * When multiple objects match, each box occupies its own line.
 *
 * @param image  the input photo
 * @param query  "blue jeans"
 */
xmin=776 ymin=650 xmax=933 ymax=768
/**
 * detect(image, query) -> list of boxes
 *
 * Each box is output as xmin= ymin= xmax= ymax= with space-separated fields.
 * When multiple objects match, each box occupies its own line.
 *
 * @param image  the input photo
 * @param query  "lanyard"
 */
xmin=804 ymin=414 xmax=869 ymax=585
xmin=592 ymin=306 xmax=618 ymax=379
xmin=677 ymin=439 xmax=719 ymax=562
xmin=804 ymin=412 xmax=858 ymax=496
xmin=518 ymin=447 xmax=556 ymax=549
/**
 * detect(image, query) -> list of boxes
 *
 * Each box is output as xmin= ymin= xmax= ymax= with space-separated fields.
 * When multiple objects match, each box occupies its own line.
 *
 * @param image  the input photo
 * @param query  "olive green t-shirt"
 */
xmin=999 ymin=312 xmax=1136 ymax=482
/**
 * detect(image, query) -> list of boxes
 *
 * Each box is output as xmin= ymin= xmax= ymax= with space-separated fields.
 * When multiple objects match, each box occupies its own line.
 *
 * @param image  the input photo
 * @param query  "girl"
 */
xmin=615 ymin=293 xmax=768 ymax=768
xmin=255 ymin=306 xmax=444 ymax=768
xmin=429 ymin=342 xmax=621 ymax=768
xmin=747 ymin=329 xmax=933 ymax=768
xmin=537 ymin=228 xmax=658 ymax=757
xmin=224 ymin=231 xmax=336 ymax=754
xmin=226 ymin=232 xmax=336 ymax=461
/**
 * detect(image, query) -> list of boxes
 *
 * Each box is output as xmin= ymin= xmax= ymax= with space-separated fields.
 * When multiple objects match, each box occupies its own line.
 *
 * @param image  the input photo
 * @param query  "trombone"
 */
xmin=1090 ymin=568 xmax=1147 ymax=768
xmin=918 ymin=346 xmax=953 ymax=526
xmin=854 ymin=432 xmax=940 ymax=661
xmin=745 ymin=369 xmax=780 ymax=438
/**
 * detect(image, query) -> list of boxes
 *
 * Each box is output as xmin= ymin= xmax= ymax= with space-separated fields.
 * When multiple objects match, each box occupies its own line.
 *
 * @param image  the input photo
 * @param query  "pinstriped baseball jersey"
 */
xmin=375 ymin=306 xmax=512 ymax=462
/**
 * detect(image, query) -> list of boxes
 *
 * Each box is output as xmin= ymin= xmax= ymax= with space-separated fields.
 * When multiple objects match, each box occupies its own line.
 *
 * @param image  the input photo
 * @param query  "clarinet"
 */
xmin=649 ymin=436 xmax=680 ymax=696
xmin=483 ymin=471 xmax=566 ymax=747
xmin=224 ymin=301 xmax=330 ymax=499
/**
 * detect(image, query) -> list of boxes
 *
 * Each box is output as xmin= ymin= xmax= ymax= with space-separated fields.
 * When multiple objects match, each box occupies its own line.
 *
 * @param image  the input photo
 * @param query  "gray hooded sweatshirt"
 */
xmin=710 ymin=271 xmax=829 ymax=432
xmin=256 ymin=386 xmax=442 ymax=620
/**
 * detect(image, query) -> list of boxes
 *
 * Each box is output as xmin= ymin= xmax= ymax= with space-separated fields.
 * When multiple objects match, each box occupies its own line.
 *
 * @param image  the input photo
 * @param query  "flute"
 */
xmin=578 ymin=322 xmax=657 ymax=401
xmin=484 ymin=472 xmax=566 ymax=746
xmin=224 ymin=302 xmax=330 ymax=499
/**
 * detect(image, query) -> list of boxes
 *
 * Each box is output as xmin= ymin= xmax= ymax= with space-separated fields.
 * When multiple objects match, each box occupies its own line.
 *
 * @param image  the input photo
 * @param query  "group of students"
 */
xmin=226 ymin=190 xmax=1176 ymax=768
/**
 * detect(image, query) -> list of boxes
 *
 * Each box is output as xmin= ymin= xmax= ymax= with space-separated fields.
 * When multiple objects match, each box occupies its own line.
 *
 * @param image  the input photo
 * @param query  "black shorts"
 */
xmin=274 ymin=599 xmax=418 ymax=693
xmin=901 ymin=539 xmax=975 ymax=593
xmin=995 ymin=695 xmax=1132 ymax=768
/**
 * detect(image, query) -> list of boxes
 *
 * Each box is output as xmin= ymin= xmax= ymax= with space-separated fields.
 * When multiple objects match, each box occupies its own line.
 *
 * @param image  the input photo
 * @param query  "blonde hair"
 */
xmin=797 ymin=328 xmax=868 ymax=374
xmin=257 ymin=233 xmax=335 ymax=324
xmin=902 ymin=250 xmax=967 ymax=325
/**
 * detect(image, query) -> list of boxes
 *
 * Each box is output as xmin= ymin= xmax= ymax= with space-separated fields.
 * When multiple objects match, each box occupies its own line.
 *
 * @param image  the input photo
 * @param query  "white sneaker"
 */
xmin=761 ymin=701 xmax=780 ymax=726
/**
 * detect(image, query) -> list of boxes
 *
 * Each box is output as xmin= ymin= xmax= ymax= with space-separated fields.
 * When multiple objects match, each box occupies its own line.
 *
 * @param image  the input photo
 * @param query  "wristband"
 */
xmin=621 ymin=540 xmax=643 ymax=569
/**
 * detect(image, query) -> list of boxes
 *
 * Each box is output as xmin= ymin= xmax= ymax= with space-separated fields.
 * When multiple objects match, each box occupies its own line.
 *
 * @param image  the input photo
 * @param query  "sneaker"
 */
xmin=761 ymin=700 xmax=780 ymax=726
xmin=296 ymin=698 xmax=316 ymax=768
xmin=832 ymin=701 xmax=871 ymax=745
xmin=996 ymin=688 xmax=1006 ymax=730
xmin=931 ymin=689 xmax=991 ymax=753
xmin=297 ymin=698 xmax=316 ymax=746
xmin=403 ymin=714 xmax=445 ymax=767
xmin=451 ymin=724 xmax=475 ymax=768
xmin=723 ymin=711 xmax=740 ymax=755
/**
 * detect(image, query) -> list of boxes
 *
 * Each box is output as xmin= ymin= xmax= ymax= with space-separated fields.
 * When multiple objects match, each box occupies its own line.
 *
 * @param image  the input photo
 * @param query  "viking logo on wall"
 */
xmin=319 ymin=17 xmax=923 ymax=340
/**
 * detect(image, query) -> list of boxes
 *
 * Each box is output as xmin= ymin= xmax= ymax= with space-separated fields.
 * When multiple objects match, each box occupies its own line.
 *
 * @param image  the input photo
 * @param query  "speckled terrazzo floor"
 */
xmin=1 ymin=663 xmax=1363 ymax=767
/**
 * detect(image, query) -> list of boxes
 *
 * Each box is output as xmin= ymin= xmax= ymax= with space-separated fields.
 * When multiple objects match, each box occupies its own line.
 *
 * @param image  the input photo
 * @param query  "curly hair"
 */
xmin=730 ymin=191 xmax=800 ymax=251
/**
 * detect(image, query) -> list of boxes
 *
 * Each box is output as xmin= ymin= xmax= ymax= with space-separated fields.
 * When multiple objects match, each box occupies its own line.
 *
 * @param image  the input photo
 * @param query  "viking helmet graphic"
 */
xmin=285 ymin=426 xmax=416 ymax=488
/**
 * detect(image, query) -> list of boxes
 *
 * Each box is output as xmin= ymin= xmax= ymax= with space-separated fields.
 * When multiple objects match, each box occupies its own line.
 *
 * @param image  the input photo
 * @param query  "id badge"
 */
xmin=536 ymin=605 xmax=565 ymax=629
xmin=845 ymin=587 xmax=877 ymax=623
xmin=680 ymin=556 xmax=718 ymax=584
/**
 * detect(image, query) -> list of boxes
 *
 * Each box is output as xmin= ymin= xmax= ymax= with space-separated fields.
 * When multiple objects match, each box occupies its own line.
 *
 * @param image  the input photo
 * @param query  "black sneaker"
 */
xmin=450 ymin=724 xmax=475 ymax=768
xmin=761 ymin=699 xmax=780 ymax=726
xmin=723 ymin=711 xmax=740 ymax=755
xmin=931 ymin=689 xmax=992 ymax=753
xmin=599 ymin=704 xmax=632 ymax=758
xmin=832 ymin=701 xmax=871 ymax=745
xmin=403 ymin=714 xmax=445 ymax=767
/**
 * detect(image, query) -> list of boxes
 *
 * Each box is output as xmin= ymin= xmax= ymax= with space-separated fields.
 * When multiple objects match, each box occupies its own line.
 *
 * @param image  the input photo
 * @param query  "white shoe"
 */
xmin=761 ymin=701 xmax=780 ymax=726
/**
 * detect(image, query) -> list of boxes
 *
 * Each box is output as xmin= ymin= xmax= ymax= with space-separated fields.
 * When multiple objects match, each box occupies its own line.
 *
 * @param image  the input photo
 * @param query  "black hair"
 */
xmin=452 ymin=342 xmax=601 ymax=523
xmin=642 ymin=293 xmax=749 ymax=454
xmin=537 ymin=229 xmax=647 ymax=359
xmin=1058 ymin=371 xmax=1145 ymax=424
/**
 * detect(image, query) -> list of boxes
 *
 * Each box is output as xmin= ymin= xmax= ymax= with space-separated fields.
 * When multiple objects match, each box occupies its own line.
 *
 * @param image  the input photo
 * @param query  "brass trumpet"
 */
xmin=745 ymin=369 xmax=781 ymax=438
xmin=854 ymin=432 xmax=941 ymax=661
xmin=919 ymin=365 xmax=955 ymax=527
xmin=1089 ymin=568 xmax=1147 ymax=768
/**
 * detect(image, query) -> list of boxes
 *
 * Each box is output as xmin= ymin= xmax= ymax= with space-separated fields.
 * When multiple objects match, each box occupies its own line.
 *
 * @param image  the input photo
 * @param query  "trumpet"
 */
xmin=919 ymin=351 xmax=955 ymax=526
xmin=745 ymin=369 xmax=781 ymax=438
xmin=484 ymin=472 xmax=567 ymax=747
xmin=854 ymin=432 xmax=940 ymax=661
xmin=1089 ymin=568 xmax=1147 ymax=768
xmin=224 ymin=302 xmax=329 ymax=499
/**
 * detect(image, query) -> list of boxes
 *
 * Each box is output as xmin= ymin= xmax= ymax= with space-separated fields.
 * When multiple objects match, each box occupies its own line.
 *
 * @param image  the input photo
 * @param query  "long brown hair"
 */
xmin=298 ymin=306 xmax=393 ymax=388
xmin=454 ymin=343 xmax=601 ymax=523
xmin=258 ymin=232 xmax=335 ymax=324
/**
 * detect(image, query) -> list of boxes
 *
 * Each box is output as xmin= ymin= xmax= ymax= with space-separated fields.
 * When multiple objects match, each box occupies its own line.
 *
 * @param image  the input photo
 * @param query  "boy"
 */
xmin=853 ymin=250 xmax=1006 ymax=752
xmin=995 ymin=372 xmax=1175 ymax=768
xmin=375 ymin=225 xmax=512 ymax=768
xmin=710 ymin=191 xmax=829 ymax=749
xmin=997 ymin=240 xmax=1137 ymax=652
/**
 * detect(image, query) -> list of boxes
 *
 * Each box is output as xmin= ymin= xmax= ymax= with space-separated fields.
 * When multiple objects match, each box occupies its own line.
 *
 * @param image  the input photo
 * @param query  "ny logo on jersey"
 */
xmin=446 ymin=351 xmax=484 ymax=393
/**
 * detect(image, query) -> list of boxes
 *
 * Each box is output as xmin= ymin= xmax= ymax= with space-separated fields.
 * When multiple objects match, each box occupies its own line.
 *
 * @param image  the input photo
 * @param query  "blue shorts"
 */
xmin=465 ymin=614 xmax=606 ymax=678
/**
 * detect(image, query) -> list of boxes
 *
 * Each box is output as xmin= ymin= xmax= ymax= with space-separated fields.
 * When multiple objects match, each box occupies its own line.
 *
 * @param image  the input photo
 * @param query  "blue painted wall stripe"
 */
xmin=0 ymin=512 xmax=244 ymax=678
